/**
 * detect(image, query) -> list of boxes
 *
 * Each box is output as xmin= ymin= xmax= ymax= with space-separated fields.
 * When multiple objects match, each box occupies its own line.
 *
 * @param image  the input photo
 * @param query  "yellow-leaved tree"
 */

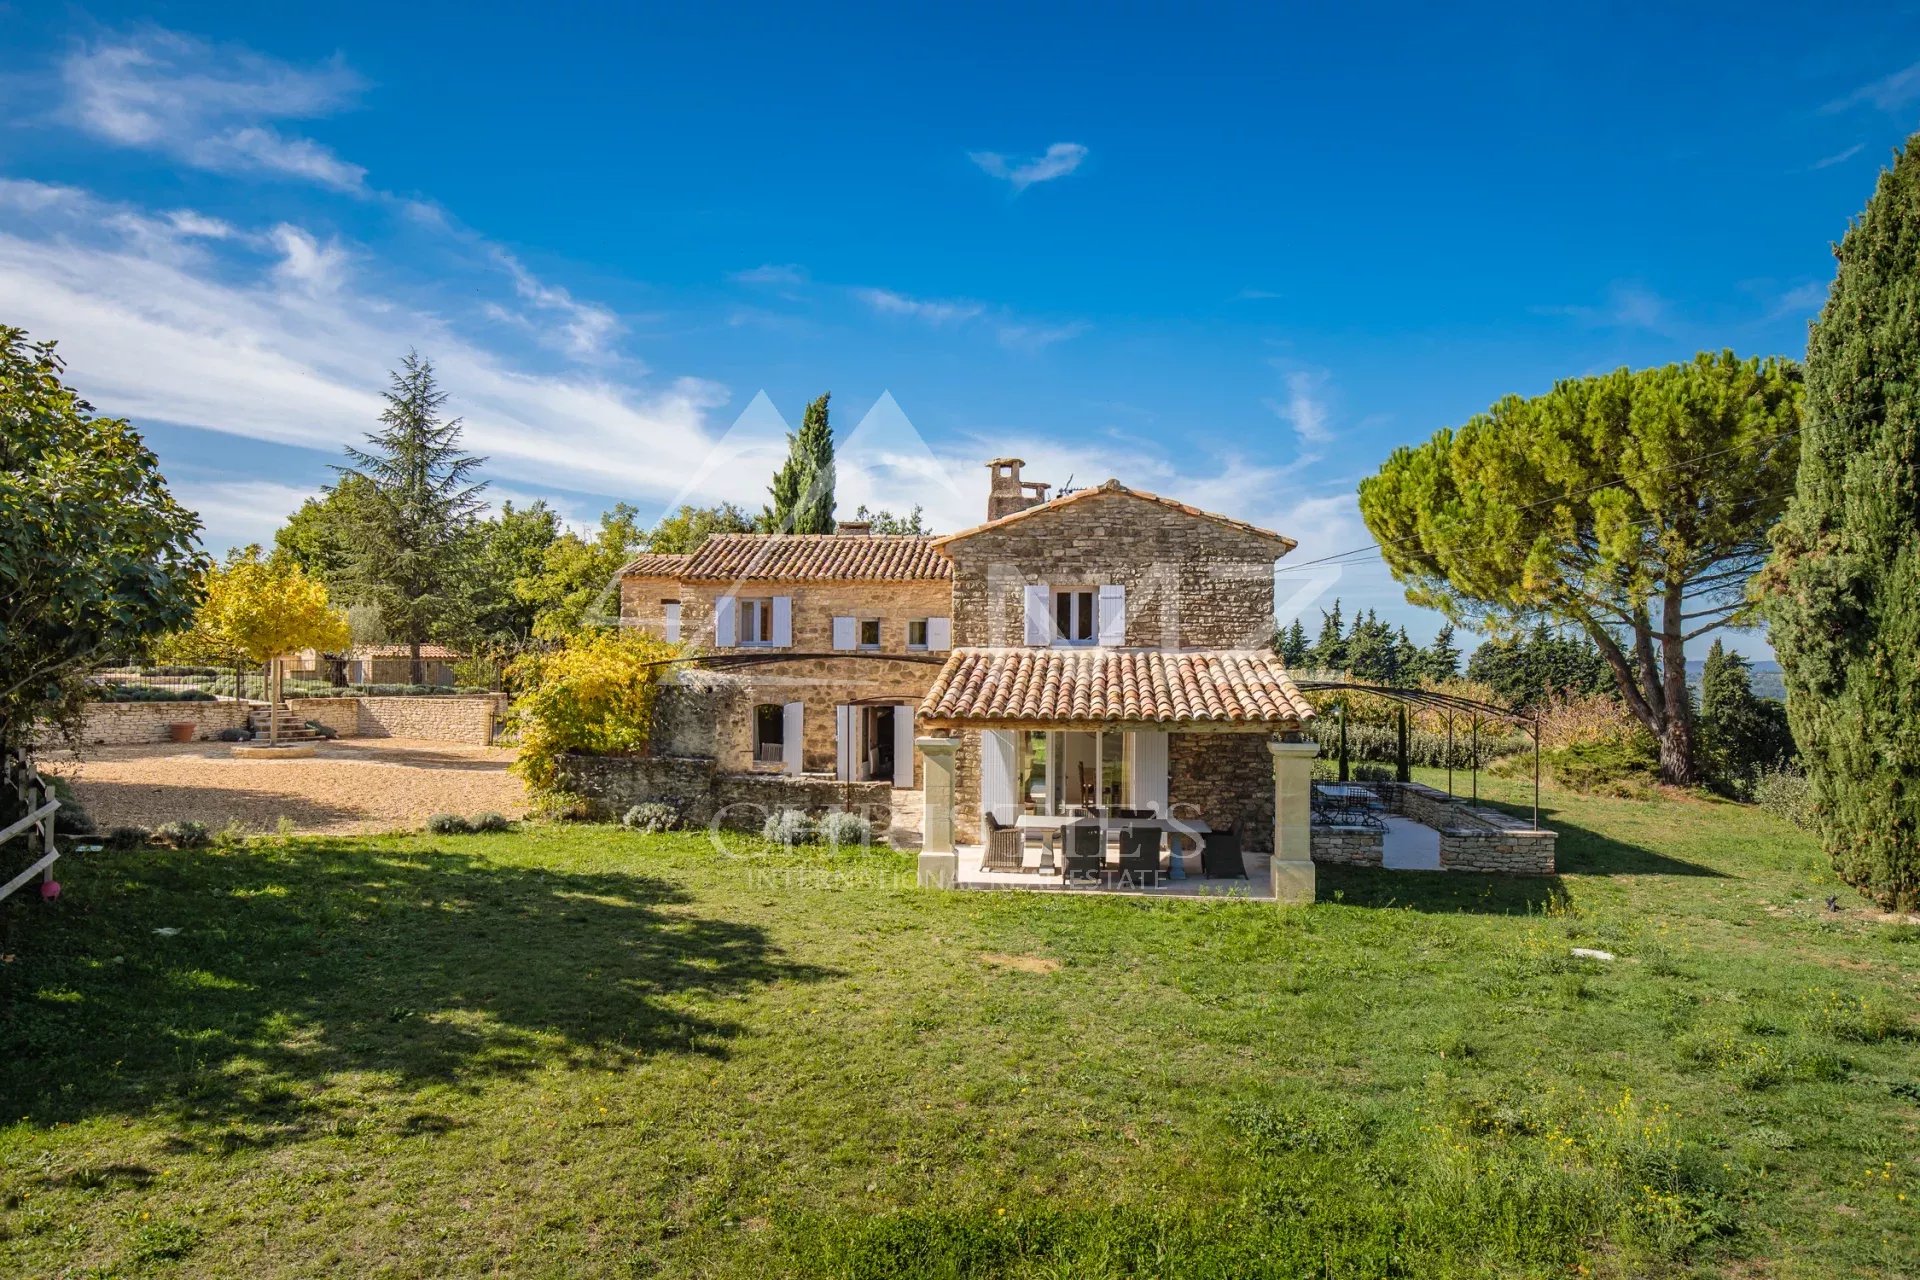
xmin=510 ymin=628 xmax=681 ymax=797
xmin=168 ymin=548 xmax=351 ymax=744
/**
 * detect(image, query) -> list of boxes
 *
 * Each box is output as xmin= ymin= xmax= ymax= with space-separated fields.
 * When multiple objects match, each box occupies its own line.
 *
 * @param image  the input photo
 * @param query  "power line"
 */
xmin=1274 ymin=426 xmax=1802 ymax=575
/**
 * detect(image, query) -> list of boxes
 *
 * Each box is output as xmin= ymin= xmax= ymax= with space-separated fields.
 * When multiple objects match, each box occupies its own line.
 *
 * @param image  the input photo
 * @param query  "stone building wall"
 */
xmin=940 ymin=488 xmax=1283 ymax=649
xmin=621 ymin=577 xmax=952 ymax=654
xmin=69 ymin=701 xmax=249 ymax=745
xmin=1167 ymin=731 xmax=1276 ymax=852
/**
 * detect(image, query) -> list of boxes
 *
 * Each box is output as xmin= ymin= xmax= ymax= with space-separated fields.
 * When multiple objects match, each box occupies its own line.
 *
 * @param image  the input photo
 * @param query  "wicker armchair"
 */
xmin=982 ymin=811 xmax=1026 ymax=871
xmin=1061 ymin=820 xmax=1106 ymax=885
xmin=1200 ymin=819 xmax=1246 ymax=878
xmin=1116 ymin=825 xmax=1164 ymax=880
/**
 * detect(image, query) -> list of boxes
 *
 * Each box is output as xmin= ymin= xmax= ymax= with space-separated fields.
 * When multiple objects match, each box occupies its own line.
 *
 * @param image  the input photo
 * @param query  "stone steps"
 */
xmin=246 ymin=703 xmax=324 ymax=742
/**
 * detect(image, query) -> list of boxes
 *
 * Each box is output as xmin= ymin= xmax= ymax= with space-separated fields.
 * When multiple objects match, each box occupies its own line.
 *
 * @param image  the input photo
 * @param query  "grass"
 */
xmin=2 ymin=769 xmax=1916 ymax=1277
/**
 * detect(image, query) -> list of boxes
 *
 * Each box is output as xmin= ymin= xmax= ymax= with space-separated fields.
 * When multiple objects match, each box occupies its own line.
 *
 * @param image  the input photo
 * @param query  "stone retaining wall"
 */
xmin=1369 ymin=780 xmax=1556 ymax=874
xmin=1310 ymin=825 xmax=1384 ymax=866
xmin=554 ymin=753 xmax=893 ymax=830
xmin=71 ymin=701 xmax=249 ymax=745
xmin=287 ymin=695 xmax=507 ymax=745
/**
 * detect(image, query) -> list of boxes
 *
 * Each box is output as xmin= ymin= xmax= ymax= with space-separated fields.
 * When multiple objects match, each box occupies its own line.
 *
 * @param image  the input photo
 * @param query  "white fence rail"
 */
xmin=1 ymin=748 xmax=61 ymax=904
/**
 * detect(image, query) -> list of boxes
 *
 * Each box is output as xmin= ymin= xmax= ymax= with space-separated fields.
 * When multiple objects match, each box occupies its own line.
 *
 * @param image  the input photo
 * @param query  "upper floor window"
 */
xmin=859 ymin=618 xmax=881 ymax=649
xmin=739 ymin=597 xmax=776 ymax=644
xmin=1055 ymin=589 xmax=1096 ymax=645
xmin=907 ymin=619 xmax=928 ymax=649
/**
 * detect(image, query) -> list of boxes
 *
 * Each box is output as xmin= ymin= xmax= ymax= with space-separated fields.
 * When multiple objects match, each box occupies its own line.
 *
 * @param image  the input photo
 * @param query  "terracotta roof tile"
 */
xmin=922 ymin=647 xmax=1315 ymax=726
xmin=668 ymin=533 xmax=951 ymax=582
xmin=931 ymin=479 xmax=1297 ymax=553
xmin=618 ymin=553 xmax=694 ymax=577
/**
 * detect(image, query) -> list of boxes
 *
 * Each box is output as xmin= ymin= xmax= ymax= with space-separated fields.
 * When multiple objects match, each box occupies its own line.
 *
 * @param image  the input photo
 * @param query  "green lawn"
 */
xmin=3 ymin=773 xmax=1916 ymax=1278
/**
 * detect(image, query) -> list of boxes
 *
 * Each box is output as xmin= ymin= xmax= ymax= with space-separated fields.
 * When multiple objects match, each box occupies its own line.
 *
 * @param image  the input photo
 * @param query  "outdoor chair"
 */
xmin=1201 ymin=819 xmax=1246 ymax=879
xmin=1116 ymin=825 xmax=1164 ymax=880
xmin=982 ymin=811 xmax=1027 ymax=871
xmin=1061 ymin=821 xmax=1106 ymax=886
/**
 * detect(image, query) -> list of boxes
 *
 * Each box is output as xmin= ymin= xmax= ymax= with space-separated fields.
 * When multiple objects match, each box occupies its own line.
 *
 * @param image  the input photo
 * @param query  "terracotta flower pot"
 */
xmin=167 ymin=722 xmax=195 ymax=743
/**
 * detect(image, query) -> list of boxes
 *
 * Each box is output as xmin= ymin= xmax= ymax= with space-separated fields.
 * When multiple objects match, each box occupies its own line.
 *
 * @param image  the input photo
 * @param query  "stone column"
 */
xmin=917 ymin=737 xmax=958 ymax=888
xmin=1267 ymin=738 xmax=1320 ymax=905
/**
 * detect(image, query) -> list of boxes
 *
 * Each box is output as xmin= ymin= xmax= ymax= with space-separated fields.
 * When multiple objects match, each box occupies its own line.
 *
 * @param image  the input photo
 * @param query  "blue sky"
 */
xmin=3 ymin=4 xmax=1916 ymax=658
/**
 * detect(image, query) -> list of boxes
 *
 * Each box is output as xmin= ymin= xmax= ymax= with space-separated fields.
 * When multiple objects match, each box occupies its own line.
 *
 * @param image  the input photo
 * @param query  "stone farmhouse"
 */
xmin=618 ymin=459 xmax=1318 ymax=855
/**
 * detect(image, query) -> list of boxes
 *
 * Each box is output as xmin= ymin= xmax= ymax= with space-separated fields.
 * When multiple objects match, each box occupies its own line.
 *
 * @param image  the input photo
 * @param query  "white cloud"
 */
xmin=490 ymin=248 xmax=623 ymax=360
xmin=270 ymin=224 xmax=349 ymax=293
xmin=1536 ymin=280 xmax=1674 ymax=335
xmin=1767 ymin=280 xmax=1828 ymax=320
xmin=1811 ymin=142 xmax=1864 ymax=169
xmin=165 ymin=209 xmax=234 ymax=239
xmin=1822 ymin=60 xmax=1920 ymax=113
xmin=996 ymin=320 xmax=1090 ymax=352
xmin=968 ymin=142 xmax=1089 ymax=192
xmin=0 ymin=186 xmax=737 ymax=509
xmin=854 ymin=286 xmax=985 ymax=326
xmin=59 ymin=28 xmax=368 ymax=192
xmin=1263 ymin=368 xmax=1334 ymax=448
xmin=169 ymin=476 xmax=322 ymax=553
xmin=728 ymin=263 xmax=808 ymax=287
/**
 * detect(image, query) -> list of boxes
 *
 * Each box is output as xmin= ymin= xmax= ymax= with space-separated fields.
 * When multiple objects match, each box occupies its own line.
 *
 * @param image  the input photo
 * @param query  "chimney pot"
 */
xmin=834 ymin=519 xmax=873 ymax=536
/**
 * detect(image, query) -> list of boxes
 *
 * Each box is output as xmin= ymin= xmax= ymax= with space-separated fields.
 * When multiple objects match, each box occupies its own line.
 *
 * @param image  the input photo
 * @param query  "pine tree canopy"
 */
xmin=1359 ymin=351 xmax=1802 ymax=784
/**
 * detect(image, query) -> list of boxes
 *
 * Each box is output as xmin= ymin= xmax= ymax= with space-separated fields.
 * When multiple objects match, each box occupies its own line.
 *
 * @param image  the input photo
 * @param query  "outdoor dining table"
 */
xmin=1012 ymin=814 xmax=1211 ymax=878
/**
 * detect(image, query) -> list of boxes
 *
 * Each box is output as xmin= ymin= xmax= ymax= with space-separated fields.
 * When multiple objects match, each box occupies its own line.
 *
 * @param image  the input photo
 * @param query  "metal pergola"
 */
xmin=1292 ymin=680 xmax=1542 ymax=830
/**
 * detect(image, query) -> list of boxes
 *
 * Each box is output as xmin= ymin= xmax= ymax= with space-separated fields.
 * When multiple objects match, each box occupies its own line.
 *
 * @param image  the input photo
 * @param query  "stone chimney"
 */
xmin=986 ymin=458 xmax=1051 ymax=521
xmin=834 ymin=519 xmax=873 ymax=536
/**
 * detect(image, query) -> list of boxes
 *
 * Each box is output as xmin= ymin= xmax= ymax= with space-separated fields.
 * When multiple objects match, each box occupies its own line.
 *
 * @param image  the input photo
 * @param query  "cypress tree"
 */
xmin=1763 ymin=136 xmax=1920 ymax=908
xmin=1425 ymin=623 xmax=1461 ymax=682
xmin=1313 ymin=601 xmax=1346 ymax=672
xmin=766 ymin=392 xmax=836 ymax=534
xmin=1275 ymin=618 xmax=1310 ymax=666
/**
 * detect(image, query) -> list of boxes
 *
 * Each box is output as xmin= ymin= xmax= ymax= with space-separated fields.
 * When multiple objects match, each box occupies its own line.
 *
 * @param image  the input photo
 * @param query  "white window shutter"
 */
xmin=772 ymin=596 xmax=793 ymax=647
xmin=1098 ymin=584 xmax=1127 ymax=647
xmin=714 ymin=596 xmax=736 ymax=648
xmin=1127 ymin=730 xmax=1169 ymax=816
xmin=832 ymin=616 xmax=856 ymax=650
xmin=834 ymin=705 xmax=854 ymax=780
xmin=980 ymin=729 xmax=1018 ymax=823
xmin=663 ymin=601 xmax=681 ymax=644
xmin=1023 ymin=585 xmax=1051 ymax=647
xmin=782 ymin=702 xmax=804 ymax=774
xmin=926 ymin=616 xmax=951 ymax=652
xmin=893 ymin=705 xmax=915 ymax=788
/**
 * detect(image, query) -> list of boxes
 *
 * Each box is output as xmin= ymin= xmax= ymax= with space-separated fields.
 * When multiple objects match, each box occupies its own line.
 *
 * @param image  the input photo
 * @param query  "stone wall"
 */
xmin=553 ymin=753 xmax=893 ymax=830
xmin=70 ymin=701 xmax=249 ymax=745
xmin=715 ymin=655 xmax=935 ymax=782
xmin=1168 ymin=731 xmax=1275 ymax=852
xmin=622 ymin=576 xmax=952 ymax=655
xmin=941 ymin=487 xmax=1284 ymax=649
xmin=1368 ymin=780 xmax=1556 ymax=874
xmin=285 ymin=695 xmax=507 ymax=745
xmin=1310 ymin=825 xmax=1384 ymax=866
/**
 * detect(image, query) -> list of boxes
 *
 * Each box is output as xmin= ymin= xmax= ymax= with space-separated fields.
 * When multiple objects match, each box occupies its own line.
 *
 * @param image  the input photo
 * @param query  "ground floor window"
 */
xmin=1021 ymin=729 xmax=1132 ymax=812
xmin=754 ymin=703 xmax=784 ymax=764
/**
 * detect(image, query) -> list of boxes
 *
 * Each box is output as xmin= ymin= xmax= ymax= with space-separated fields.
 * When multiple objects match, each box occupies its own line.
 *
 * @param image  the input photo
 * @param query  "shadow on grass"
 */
xmin=0 ymin=839 xmax=834 ymax=1141
xmin=1315 ymin=864 xmax=1570 ymax=914
xmin=1435 ymin=790 xmax=1727 ymax=878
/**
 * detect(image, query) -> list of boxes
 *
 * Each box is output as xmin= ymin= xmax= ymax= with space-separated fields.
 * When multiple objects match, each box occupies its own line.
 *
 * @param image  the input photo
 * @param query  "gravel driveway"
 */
xmin=43 ymin=739 xmax=528 ymax=835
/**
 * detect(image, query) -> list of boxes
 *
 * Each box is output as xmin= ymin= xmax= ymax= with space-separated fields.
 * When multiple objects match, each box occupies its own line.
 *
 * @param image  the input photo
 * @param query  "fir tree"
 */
xmin=1763 ymin=133 xmax=1920 ymax=906
xmin=766 ymin=392 xmax=836 ymax=534
xmin=336 ymin=352 xmax=487 ymax=682
xmin=1424 ymin=623 xmax=1461 ymax=682
xmin=1312 ymin=601 xmax=1346 ymax=672
xmin=1275 ymin=618 xmax=1310 ymax=666
xmin=1697 ymin=639 xmax=1793 ymax=795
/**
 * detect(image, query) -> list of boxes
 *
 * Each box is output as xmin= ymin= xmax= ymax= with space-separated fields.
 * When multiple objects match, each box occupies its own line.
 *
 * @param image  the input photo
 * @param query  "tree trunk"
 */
xmin=1656 ymin=580 xmax=1697 ymax=786
xmin=269 ymin=659 xmax=280 ymax=747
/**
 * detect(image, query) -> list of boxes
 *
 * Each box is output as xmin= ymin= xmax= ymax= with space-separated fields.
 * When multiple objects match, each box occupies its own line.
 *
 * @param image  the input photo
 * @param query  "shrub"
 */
xmin=103 ymin=824 xmax=150 ymax=849
xmin=508 ymin=630 xmax=682 ymax=795
xmin=1544 ymin=736 xmax=1659 ymax=795
xmin=816 ymin=809 xmax=871 ymax=848
xmin=154 ymin=820 xmax=209 ymax=849
xmin=305 ymin=721 xmax=338 ymax=739
xmin=215 ymin=727 xmax=252 ymax=742
xmin=469 ymin=811 xmax=512 ymax=833
xmin=427 ymin=813 xmax=471 ymax=835
xmin=1753 ymin=765 xmax=1815 ymax=830
xmin=762 ymin=808 xmax=813 ymax=845
xmin=85 ymin=684 xmax=215 ymax=702
xmin=621 ymin=802 xmax=680 ymax=833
